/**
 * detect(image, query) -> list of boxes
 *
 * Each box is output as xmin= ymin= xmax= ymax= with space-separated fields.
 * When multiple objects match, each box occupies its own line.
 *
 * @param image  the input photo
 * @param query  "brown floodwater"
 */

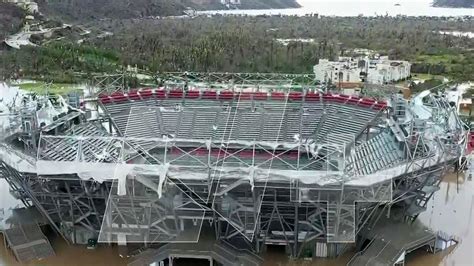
xmin=0 ymin=172 xmax=472 ymax=266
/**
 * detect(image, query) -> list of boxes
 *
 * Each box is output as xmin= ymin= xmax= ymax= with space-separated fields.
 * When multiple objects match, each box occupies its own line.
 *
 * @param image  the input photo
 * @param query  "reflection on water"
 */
xmin=0 ymin=172 xmax=472 ymax=265
xmin=262 ymin=245 xmax=353 ymax=266
xmin=410 ymin=173 xmax=474 ymax=266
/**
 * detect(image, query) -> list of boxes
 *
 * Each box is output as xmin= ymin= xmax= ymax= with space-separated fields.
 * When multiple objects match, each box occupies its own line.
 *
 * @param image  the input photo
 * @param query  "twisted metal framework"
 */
xmin=86 ymin=71 xmax=320 ymax=96
xmin=86 ymin=73 xmax=129 ymax=96
xmin=0 ymin=73 xmax=466 ymax=260
xmin=156 ymin=72 xmax=319 ymax=91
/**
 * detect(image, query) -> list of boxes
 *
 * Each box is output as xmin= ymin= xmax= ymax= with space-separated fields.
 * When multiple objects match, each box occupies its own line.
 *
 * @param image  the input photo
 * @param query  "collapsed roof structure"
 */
xmin=0 ymin=73 xmax=467 ymax=265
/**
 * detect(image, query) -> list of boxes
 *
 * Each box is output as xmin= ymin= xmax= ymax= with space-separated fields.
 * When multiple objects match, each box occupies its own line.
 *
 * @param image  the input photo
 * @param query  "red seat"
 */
xmin=347 ymin=98 xmax=360 ymax=105
xmin=240 ymin=92 xmax=251 ymax=100
xmin=332 ymin=95 xmax=347 ymax=103
xmin=155 ymin=89 xmax=166 ymax=99
xmin=271 ymin=92 xmax=286 ymax=100
xmin=373 ymin=103 xmax=387 ymax=110
xmin=237 ymin=150 xmax=254 ymax=158
xmin=253 ymin=92 xmax=268 ymax=101
xmin=99 ymin=97 xmax=112 ymax=104
xmin=128 ymin=89 xmax=140 ymax=100
xmin=305 ymin=93 xmax=320 ymax=101
xmin=219 ymin=91 xmax=234 ymax=100
xmin=359 ymin=99 xmax=375 ymax=107
xmin=111 ymin=92 xmax=123 ymax=97
xmin=236 ymin=92 xmax=252 ymax=100
xmin=286 ymin=151 xmax=300 ymax=159
xmin=202 ymin=90 xmax=217 ymax=100
xmin=185 ymin=90 xmax=200 ymax=99
xmin=169 ymin=89 xmax=184 ymax=99
xmin=98 ymin=93 xmax=110 ymax=103
xmin=288 ymin=92 xmax=303 ymax=101
xmin=139 ymin=89 xmax=153 ymax=99
xmin=322 ymin=93 xmax=335 ymax=102
xmin=111 ymin=92 xmax=128 ymax=103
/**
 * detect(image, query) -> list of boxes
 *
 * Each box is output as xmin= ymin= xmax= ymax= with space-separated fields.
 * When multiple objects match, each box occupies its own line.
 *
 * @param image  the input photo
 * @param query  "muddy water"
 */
xmin=0 ymin=172 xmax=472 ymax=266
xmin=410 ymin=173 xmax=474 ymax=266
xmin=0 ymin=237 xmax=128 ymax=266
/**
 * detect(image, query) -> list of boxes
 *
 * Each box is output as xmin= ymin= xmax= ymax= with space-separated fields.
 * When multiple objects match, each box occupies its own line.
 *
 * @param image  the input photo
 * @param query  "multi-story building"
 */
xmin=313 ymin=58 xmax=362 ymax=84
xmin=6 ymin=0 xmax=38 ymax=13
xmin=220 ymin=0 xmax=241 ymax=5
xmin=314 ymin=56 xmax=411 ymax=85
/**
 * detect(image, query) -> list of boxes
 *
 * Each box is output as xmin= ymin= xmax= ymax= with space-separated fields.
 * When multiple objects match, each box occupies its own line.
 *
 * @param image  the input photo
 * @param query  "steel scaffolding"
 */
xmin=0 ymin=73 xmax=467 ymax=261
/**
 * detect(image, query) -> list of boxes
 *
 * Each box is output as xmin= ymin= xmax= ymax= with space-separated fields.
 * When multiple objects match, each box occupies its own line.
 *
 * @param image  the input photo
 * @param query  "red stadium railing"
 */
xmin=97 ymin=88 xmax=388 ymax=110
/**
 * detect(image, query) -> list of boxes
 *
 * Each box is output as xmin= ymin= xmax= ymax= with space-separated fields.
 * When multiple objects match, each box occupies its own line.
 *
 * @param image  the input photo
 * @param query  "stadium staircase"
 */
xmin=347 ymin=218 xmax=458 ymax=266
xmin=128 ymin=239 xmax=263 ymax=266
xmin=2 ymin=223 xmax=55 ymax=263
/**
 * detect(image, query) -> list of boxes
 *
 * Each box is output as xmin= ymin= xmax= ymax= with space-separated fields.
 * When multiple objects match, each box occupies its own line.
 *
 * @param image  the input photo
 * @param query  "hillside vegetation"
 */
xmin=1 ymin=16 xmax=472 ymax=83
xmin=433 ymin=0 xmax=474 ymax=8
xmin=37 ymin=0 xmax=300 ymax=22
xmin=96 ymin=16 xmax=473 ymax=79
xmin=37 ymin=0 xmax=187 ymax=21
xmin=0 ymin=3 xmax=24 ymax=41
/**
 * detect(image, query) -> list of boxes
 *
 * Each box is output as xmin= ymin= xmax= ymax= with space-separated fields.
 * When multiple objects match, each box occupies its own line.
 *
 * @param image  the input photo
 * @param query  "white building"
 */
xmin=314 ymin=56 xmax=411 ymax=85
xmin=313 ymin=57 xmax=363 ymax=84
xmin=220 ymin=0 xmax=241 ymax=5
xmin=7 ymin=0 xmax=39 ymax=14
xmin=366 ymin=56 xmax=411 ymax=84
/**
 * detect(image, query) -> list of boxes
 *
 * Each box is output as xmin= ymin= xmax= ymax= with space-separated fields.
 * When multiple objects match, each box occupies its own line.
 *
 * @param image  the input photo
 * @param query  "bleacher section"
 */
xmin=99 ymin=90 xmax=386 ymax=146
xmin=346 ymin=130 xmax=405 ymax=176
xmin=39 ymin=123 xmax=119 ymax=162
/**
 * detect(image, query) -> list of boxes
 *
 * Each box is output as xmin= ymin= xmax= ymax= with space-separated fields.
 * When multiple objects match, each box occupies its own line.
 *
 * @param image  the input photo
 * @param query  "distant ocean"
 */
xmin=199 ymin=0 xmax=473 ymax=17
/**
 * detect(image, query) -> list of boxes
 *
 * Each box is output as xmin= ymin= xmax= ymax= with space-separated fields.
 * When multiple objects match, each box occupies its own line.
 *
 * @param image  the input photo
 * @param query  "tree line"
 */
xmin=36 ymin=0 xmax=300 ymax=22
xmin=1 ymin=15 xmax=473 ymax=82
xmin=433 ymin=0 xmax=474 ymax=8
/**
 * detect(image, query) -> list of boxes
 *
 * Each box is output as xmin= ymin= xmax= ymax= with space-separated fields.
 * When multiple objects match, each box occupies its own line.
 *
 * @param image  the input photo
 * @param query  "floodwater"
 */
xmin=260 ymin=171 xmax=474 ymax=266
xmin=0 ymin=171 xmax=472 ymax=266
xmin=198 ymin=0 xmax=474 ymax=17
xmin=410 ymin=172 xmax=474 ymax=266
xmin=0 ymin=237 xmax=128 ymax=266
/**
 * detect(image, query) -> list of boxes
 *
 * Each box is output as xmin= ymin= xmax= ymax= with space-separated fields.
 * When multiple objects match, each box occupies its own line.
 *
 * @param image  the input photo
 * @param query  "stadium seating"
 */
xmin=346 ymin=130 xmax=404 ymax=175
xmin=99 ymin=89 xmax=386 ymax=146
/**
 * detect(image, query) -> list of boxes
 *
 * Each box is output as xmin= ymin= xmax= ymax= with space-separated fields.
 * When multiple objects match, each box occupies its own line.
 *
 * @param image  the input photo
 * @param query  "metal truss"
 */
xmin=0 ymin=160 xmax=110 ymax=244
xmin=98 ymin=178 xmax=206 ymax=244
xmin=86 ymin=72 xmax=320 ymax=97
xmin=35 ymin=132 xmax=396 ymax=252
xmin=156 ymin=72 xmax=319 ymax=91
xmin=0 ymin=79 xmax=467 ymax=260
xmin=86 ymin=73 xmax=129 ymax=95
